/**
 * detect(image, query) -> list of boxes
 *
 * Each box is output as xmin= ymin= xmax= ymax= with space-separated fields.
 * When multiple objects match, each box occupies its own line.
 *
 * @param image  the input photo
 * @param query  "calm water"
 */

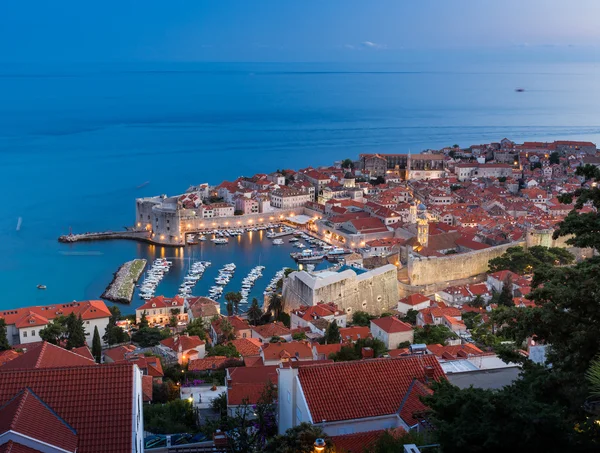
xmin=1 ymin=59 xmax=600 ymax=313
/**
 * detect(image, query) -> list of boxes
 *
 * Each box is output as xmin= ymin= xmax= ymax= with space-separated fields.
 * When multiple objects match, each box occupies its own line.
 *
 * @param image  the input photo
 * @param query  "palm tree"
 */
xmin=267 ymin=294 xmax=284 ymax=320
xmin=226 ymin=300 xmax=234 ymax=317
xmin=247 ymin=298 xmax=263 ymax=326
xmin=225 ymin=291 xmax=243 ymax=315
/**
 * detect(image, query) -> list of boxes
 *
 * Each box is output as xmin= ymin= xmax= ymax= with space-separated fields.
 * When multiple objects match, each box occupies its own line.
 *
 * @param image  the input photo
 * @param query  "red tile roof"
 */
xmin=0 ymin=363 xmax=136 ymax=453
xmin=313 ymin=343 xmax=342 ymax=359
xmin=188 ymin=356 xmax=241 ymax=372
xmin=297 ymin=356 xmax=444 ymax=423
xmin=260 ymin=341 xmax=313 ymax=361
xmin=371 ymin=317 xmax=412 ymax=334
xmin=331 ymin=429 xmax=405 ymax=453
xmin=1 ymin=301 xmax=111 ymax=327
xmin=160 ymin=335 xmax=205 ymax=354
xmin=251 ymin=322 xmax=290 ymax=339
xmin=0 ymin=351 xmax=20 ymax=367
xmin=136 ymin=295 xmax=185 ymax=312
xmin=0 ymin=388 xmax=78 ymax=452
xmin=0 ymin=441 xmax=42 ymax=453
xmin=339 ymin=326 xmax=370 ymax=342
xmin=226 ymin=366 xmax=278 ymax=406
xmin=399 ymin=294 xmax=431 ymax=306
xmin=72 ymin=346 xmax=95 ymax=362
xmin=142 ymin=375 xmax=153 ymax=402
xmin=0 ymin=342 xmax=96 ymax=370
xmin=102 ymin=344 xmax=137 ymax=363
xmin=228 ymin=338 xmax=261 ymax=357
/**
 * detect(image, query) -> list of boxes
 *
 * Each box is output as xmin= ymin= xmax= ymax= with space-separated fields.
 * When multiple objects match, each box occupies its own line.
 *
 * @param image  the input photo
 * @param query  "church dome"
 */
xmin=417 ymin=203 xmax=427 ymax=211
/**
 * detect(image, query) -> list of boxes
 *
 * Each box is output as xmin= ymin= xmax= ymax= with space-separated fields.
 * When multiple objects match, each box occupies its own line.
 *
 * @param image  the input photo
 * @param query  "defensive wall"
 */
xmin=407 ymin=241 xmax=524 ymax=287
xmin=282 ymin=264 xmax=399 ymax=316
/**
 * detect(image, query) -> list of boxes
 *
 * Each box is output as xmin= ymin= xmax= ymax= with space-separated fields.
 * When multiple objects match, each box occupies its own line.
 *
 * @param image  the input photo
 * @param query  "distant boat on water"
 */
xmin=16 ymin=217 xmax=22 ymax=231
xmin=37 ymin=284 xmax=46 ymax=290
xmin=515 ymin=88 xmax=525 ymax=92
xmin=136 ymin=181 xmax=150 ymax=189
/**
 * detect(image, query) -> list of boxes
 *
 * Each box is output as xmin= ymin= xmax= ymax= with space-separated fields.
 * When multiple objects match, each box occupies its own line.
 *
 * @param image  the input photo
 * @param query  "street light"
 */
xmin=314 ymin=438 xmax=326 ymax=453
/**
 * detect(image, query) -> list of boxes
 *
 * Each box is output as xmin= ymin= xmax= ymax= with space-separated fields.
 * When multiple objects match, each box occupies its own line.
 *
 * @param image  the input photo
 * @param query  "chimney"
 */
xmin=361 ymin=347 xmax=374 ymax=359
xmin=424 ymin=366 xmax=435 ymax=382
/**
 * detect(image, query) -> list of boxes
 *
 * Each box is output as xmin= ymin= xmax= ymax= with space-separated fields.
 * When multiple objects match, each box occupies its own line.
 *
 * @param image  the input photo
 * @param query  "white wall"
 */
xmin=132 ymin=365 xmax=144 ymax=453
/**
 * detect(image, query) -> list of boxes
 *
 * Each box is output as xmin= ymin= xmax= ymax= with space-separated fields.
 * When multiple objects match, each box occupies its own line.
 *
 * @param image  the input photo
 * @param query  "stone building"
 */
xmin=282 ymin=264 xmax=399 ymax=316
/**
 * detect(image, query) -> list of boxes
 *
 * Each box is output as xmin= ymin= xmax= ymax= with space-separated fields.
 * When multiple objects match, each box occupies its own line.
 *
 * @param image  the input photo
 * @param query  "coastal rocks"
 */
xmin=102 ymin=259 xmax=147 ymax=304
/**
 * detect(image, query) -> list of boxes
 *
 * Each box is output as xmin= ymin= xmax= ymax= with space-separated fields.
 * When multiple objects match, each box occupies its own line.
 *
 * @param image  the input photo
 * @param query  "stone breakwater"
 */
xmin=102 ymin=259 xmax=147 ymax=304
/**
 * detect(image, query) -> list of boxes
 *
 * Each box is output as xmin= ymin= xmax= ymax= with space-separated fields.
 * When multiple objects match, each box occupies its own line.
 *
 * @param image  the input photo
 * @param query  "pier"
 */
xmin=58 ymin=230 xmax=152 ymax=244
xmin=266 ymin=230 xmax=295 ymax=239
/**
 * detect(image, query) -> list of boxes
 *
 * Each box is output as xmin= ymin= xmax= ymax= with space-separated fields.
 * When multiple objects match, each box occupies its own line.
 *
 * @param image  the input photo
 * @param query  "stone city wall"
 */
xmin=283 ymin=265 xmax=399 ymax=316
xmin=407 ymin=241 xmax=525 ymax=287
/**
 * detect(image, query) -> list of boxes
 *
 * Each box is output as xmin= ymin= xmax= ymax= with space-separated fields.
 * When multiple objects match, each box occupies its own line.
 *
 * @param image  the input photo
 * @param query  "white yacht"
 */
xmin=272 ymin=239 xmax=284 ymax=245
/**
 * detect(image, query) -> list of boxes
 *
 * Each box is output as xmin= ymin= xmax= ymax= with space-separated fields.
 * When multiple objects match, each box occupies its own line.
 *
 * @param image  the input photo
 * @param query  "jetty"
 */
xmin=102 ymin=259 xmax=147 ymax=304
xmin=58 ymin=230 xmax=151 ymax=244
xmin=266 ymin=230 xmax=295 ymax=239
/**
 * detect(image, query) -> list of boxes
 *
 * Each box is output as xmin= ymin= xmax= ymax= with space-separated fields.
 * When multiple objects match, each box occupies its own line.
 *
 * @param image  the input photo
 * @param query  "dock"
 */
xmin=58 ymin=230 xmax=152 ymax=244
xmin=267 ymin=230 xmax=295 ymax=239
xmin=101 ymin=259 xmax=147 ymax=304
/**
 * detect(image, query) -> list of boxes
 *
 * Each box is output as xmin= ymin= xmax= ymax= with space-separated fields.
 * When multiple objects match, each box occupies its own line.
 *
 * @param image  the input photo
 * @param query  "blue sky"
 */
xmin=1 ymin=1 xmax=599 ymax=62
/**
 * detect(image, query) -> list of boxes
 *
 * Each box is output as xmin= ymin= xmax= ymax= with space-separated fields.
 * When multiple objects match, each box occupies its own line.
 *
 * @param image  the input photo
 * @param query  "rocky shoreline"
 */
xmin=102 ymin=259 xmax=147 ymax=304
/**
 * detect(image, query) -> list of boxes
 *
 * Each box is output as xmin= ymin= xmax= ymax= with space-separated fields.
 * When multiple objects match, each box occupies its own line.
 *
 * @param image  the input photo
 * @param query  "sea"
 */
xmin=2 ymin=56 xmax=600 ymax=314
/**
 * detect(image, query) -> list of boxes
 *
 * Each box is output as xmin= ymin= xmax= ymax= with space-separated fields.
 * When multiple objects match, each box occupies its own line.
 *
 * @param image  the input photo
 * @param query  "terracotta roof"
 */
xmin=188 ymin=356 xmax=239 ymax=372
xmin=251 ymin=322 xmax=290 ymax=339
xmin=339 ymin=326 xmax=370 ymax=342
xmin=142 ymin=375 xmax=153 ymax=402
xmin=0 ymin=342 xmax=97 ymax=370
xmin=0 ymin=388 xmax=78 ymax=452
xmin=331 ymin=429 xmax=405 ymax=453
xmin=160 ymin=335 xmax=205 ymax=354
xmin=227 ymin=366 xmax=278 ymax=406
xmin=260 ymin=341 xmax=313 ymax=361
xmin=136 ymin=295 xmax=184 ymax=312
xmin=399 ymin=294 xmax=431 ymax=306
xmin=371 ymin=317 xmax=412 ymax=334
xmin=297 ymin=356 xmax=444 ymax=423
xmin=0 ymin=441 xmax=43 ymax=453
xmin=426 ymin=344 xmax=484 ymax=359
xmin=1 ymin=301 xmax=111 ymax=327
xmin=313 ymin=343 xmax=342 ymax=358
xmin=244 ymin=356 xmax=264 ymax=367
xmin=102 ymin=344 xmax=137 ymax=363
xmin=0 ymin=363 xmax=136 ymax=453
xmin=228 ymin=338 xmax=261 ymax=357
xmin=72 ymin=346 xmax=95 ymax=362
xmin=0 ymin=351 xmax=21 ymax=367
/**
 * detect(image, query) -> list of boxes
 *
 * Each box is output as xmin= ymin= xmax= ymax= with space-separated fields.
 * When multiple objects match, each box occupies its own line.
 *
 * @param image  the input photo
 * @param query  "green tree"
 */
xmin=341 ymin=158 xmax=354 ymax=169
xmin=401 ymin=309 xmax=418 ymax=325
xmin=225 ymin=291 xmax=243 ymax=315
xmin=247 ymin=298 xmax=263 ymax=325
xmin=488 ymin=245 xmax=574 ymax=274
xmin=0 ymin=319 xmax=11 ymax=351
xmin=292 ymin=331 xmax=307 ymax=341
xmin=144 ymin=399 xmax=199 ymax=434
xmin=168 ymin=315 xmax=177 ymax=327
xmin=39 ymin=316 xmax=67 ymax=345
xmin=184 ymin=318 xmax=207 ymax=341
xmin=103 ymin=305 xmax=129 ymax=346
xmin=139 ymin=311 xmax=149 ymax=329
xmin=414 ymin=325 xmax=457 ymax=345
xmin=427 ymin=165 xmax=600 ymax=451
xmin=330 ymin=337 xmax=387 ymax=361
xmin=65 ymin=313 xmax=86 ymax=350
xmin=131 ymin=327 xmax=163 ymax=347
xmin=471 ymin=294 xmax=486 ymax=308
xmin=351 ymin=310 xmax=374 ymax=326
xmin=549 ymin=151 xmax=561 ymax=165
xmin=92 ymin=326 xmax=102 ymax=363
xmin=267 ymin=293 xmax=284 ymax=320
xmin=218 ymin=319 xmax=236 ymax=343
xmin=263 ymin=422 xmax=333 ymax=453
xmin=324 ymin=319 xmax=341 ymax=344
xmin=207 ymin=343 xmax=240 ymax=358
xmin=497 ymin=275 xmax=515 ymax=307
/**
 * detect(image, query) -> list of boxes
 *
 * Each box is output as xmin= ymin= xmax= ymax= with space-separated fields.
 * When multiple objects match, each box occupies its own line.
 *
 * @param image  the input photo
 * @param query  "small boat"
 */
xmin=187 ymin=235 xmax=198 ymax=245
xmin=515 ymin=88 xmax=525 ymax=92
xmin=199 ymin=235 xmax=207 ymax=241
xmin=37 ymin=284 xmax=47 ymax=290
xmin=272 ymin=239 xmax=284 ymax=245
xmin=212 ymin=238 xmax=229 ymax=244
